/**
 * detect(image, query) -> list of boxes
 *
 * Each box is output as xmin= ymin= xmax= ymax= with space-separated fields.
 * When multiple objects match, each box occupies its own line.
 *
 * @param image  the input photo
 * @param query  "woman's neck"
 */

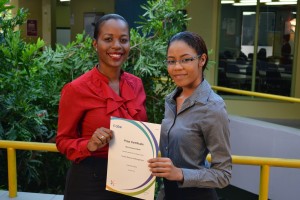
xmin=180 ymin=77 xmax=203 ymax=98
xmin=97 ymin=64 xmax=120 ymax=95
xmin=97 ymin=64 xmax=120 ymax=82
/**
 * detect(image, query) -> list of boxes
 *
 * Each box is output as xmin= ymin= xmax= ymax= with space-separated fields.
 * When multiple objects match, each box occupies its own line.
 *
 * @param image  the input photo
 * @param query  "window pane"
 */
xmin=218 ymin=1 xmax=297 ymax=97
xmin=256 ymin=4 xmax=296 ymax=96
xmin=218 ymin=3 xmax=257 ymax=94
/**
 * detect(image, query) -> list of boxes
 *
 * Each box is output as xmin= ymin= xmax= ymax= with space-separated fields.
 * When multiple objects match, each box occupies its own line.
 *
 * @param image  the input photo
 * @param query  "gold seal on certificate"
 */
xmin=106 ymin=117 xmax=161 ymax=200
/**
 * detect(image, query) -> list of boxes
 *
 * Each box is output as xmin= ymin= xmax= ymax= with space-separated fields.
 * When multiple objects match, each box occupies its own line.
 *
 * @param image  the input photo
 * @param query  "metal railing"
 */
xmin=158 ymin=77 xmax=300 ymax=103
xmin=211 ymin=86 xmax=300 ymax=103
xmin=1 ymin=140 xmax=300 ymax=200
xmin=0 ymin=140 xmax=58 ymax=198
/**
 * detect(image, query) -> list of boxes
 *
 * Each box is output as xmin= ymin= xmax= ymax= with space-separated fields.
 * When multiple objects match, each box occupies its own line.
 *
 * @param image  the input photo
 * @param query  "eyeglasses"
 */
xmin=164 ymin=55 xmax=201 ymax=67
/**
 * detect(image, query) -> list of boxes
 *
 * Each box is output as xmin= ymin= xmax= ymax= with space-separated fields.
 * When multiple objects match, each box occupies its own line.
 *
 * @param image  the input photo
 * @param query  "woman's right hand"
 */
xmin=148 ymin=157 xmax=184 ymax=182
xmin=87 ymin=127 xmax=113 ymax=152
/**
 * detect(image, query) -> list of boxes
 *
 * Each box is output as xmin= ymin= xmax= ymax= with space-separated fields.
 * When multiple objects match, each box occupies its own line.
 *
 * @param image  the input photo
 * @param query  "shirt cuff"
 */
xmin=177 ymin=168 xmax=195 ymax=188
xmin=79 ymin=140 xmax=92 ymax=157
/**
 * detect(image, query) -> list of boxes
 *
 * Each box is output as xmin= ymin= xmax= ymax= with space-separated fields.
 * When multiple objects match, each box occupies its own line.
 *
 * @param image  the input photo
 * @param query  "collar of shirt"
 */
xmin=87 ymin=67 xmax=139 ymax=116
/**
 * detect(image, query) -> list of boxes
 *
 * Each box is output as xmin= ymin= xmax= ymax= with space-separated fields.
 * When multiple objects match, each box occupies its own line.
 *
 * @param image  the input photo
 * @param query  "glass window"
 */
xmin=218 ymin=0 xmax=297 ymax=96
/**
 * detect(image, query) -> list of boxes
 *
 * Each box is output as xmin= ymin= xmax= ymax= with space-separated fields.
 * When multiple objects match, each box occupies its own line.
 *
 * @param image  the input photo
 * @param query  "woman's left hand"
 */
xmin=87 ymin=127 xmax=113 ymax=152
xmin=148 ymin=157 xmax=183 ymax=182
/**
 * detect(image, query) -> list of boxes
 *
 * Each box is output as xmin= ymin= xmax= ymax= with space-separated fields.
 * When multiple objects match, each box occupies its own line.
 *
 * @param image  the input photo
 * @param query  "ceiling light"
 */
xmin=243 ymin=12 xmax=256 ymax=15
xmin=233 ymin=2 xmax=257 ymax=6
xmin=240 ymin=0 xmax=257 ymax=2
xmin=265 ymin=1 xmax=297 ymax=5
xmin=279 ymin=0 xmax=297 ymax=1
xmin=239 ymin=0 xmax=271 ymax=2
xmin=221 ymin=0 xmax=234 ymax=4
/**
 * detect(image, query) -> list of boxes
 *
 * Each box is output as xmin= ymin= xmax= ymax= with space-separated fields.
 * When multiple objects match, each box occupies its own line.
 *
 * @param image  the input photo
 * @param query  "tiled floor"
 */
xmin=0 ymin=190 xmax=63 ymax=200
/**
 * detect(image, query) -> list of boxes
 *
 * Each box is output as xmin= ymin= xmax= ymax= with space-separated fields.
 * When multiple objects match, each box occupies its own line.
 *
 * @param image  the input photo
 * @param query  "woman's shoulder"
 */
xmin=71 ymin=68 xmax=95 ymax=85
xmin=201 ymin=80 xmax=224 ymax=103
xmin=61 ymin=68 xmax=95 ymax=94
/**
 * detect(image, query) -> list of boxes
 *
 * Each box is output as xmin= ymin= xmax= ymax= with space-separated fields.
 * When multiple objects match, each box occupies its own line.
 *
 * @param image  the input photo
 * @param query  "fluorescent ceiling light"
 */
xmin=233 ymin=2 xmax=257 ymax=6
xmin=60 ymin=0 xmax=70 ymax=2
xmin=266 ymin=1 xmax=297 ymax=5
xmin=279 ymin=0 xmax=297 ymax=1
xmin=240 ymin=0 xmax=271 ymax=2
xmin=243 ymin=12 xmax=256 ymax=15
xmin=221 ymin=0 xmax=234 ymax=3
xmin=222 ymin=0 xmax=297 ymax=6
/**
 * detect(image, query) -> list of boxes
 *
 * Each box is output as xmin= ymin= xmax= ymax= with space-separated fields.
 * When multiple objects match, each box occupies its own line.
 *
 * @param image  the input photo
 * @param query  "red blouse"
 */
xmin=56 ymin=67 xmax=148 ymax=162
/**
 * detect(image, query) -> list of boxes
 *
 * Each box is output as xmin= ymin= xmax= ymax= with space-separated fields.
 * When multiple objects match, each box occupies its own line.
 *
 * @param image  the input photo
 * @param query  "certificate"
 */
xmin=106 ymin=117 xmax=161 ymax=200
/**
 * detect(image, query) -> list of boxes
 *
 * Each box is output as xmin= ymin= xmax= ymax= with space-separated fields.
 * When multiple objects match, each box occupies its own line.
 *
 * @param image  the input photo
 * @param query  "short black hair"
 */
xmin=93 ymin=13 xmax=129 ymax=40
xmin=167 ymin=31 xmax=208 ymax=71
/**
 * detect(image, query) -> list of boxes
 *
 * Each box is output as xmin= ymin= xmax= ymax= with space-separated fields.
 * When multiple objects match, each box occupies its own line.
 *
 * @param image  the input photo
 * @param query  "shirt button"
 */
xmin=165 ymin=146 xmax=168 ymax=150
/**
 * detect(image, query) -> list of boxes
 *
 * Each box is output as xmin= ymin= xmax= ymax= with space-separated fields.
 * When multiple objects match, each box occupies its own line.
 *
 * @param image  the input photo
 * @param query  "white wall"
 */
xmin=229 ymin=115 xmax=300 ymax=200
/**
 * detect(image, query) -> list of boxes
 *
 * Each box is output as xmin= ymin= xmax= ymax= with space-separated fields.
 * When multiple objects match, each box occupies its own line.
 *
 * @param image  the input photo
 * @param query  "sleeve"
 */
xmin=180 ymin=101 xmax=232 ymax=188
xmin=56 ymin=83 xmax=92 ymax=162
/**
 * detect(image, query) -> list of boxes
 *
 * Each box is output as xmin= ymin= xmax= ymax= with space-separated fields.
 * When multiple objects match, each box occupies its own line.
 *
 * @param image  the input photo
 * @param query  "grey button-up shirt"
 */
xmin=160 ymin=79 xmax=232 ymax=188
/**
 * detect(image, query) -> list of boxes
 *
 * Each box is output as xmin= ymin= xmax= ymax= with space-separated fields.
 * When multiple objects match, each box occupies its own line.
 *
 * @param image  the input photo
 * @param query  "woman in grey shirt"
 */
xmin=148 ymin=31 xmax=232 ymax=200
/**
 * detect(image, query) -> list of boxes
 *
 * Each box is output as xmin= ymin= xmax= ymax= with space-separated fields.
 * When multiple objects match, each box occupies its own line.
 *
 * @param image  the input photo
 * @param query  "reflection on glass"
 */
xmin=218 ymin=2 xmax=297 ymax=97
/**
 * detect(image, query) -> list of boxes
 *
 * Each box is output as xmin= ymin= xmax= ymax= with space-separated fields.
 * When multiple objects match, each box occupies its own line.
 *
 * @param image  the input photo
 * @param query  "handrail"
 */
xmin=157 ymin=77 xmax=300 ymax=103
xmin=0 ymin=140 xmax=58 ymax=152
xmin=1 ymin=140 xmax=300 ymax=200
xmin=207 ymin=154 xmax=300 ymax=168
xmin=211 ymin=86 xmax=300 ymax=103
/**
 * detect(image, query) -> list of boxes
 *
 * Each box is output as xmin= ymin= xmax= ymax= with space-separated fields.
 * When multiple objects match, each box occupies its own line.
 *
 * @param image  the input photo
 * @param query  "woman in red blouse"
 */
xmin=56 ymin=14 xmax=147 ymax=200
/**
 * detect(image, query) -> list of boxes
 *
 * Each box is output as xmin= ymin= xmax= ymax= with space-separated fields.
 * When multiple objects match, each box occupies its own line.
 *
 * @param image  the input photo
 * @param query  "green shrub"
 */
xmin=125 ymin=0 xmax=190 ymax=123
xmin=0 ymin=0 xmax=190 ymax=194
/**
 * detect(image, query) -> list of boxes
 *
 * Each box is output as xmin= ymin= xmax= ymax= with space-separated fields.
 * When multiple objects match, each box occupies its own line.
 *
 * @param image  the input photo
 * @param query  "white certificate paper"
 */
xmin=106 ymin=117 xmax=161 ymax=200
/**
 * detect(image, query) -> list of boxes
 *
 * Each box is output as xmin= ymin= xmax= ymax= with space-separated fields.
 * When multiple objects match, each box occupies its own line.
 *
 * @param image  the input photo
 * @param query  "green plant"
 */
xmin=0 ymin=0 xmax=191 ymax=194
xmin=0 ymin=0 xmax=49 ymax=191
xmin=0 ymin=0 xmax=27 ymax=44
xmin=124 ymin=0 xmax=190 ymax=123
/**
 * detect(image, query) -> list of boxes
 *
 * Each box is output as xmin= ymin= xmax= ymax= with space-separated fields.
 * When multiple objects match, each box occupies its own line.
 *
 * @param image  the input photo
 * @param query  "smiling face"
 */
xmin=167 ymin=40 xmax=206 ymax=90
xmin=93 ymin=18 xmax=130 ymax=70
